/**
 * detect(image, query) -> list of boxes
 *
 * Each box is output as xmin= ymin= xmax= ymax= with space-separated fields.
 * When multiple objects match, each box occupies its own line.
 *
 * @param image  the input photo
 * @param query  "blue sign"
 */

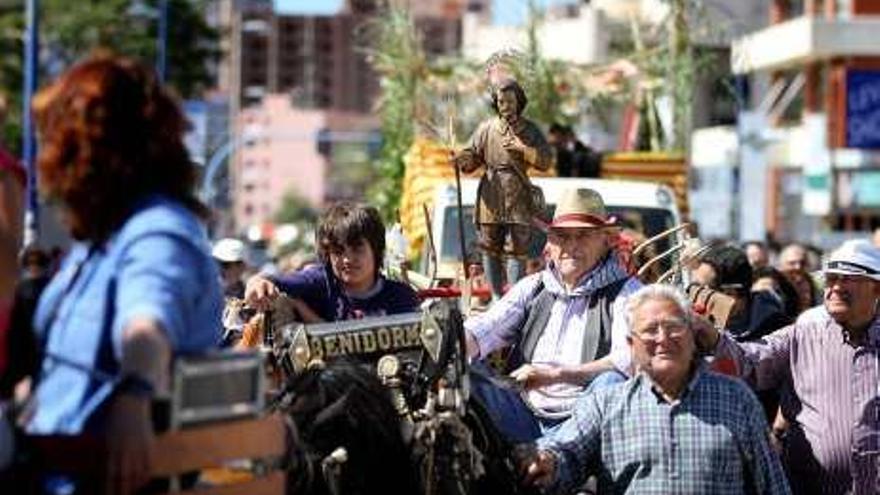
xmin=847 ymin=70 xmax=880 ymax=149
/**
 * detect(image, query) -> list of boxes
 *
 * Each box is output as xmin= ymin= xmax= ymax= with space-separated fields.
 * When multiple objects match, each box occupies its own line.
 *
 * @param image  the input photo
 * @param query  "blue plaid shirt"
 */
xmin=537 ymin=366 xmax=790 ymax=494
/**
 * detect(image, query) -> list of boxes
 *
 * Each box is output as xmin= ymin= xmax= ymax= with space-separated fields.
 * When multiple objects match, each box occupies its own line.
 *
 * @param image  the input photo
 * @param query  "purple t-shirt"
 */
xmin=270 ymin=264 xmax=420 ymax=321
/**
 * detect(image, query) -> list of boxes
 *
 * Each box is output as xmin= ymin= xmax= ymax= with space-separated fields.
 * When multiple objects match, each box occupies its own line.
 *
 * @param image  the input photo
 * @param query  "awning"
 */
xmin=731 ymin=15 xmax=880 ymax=74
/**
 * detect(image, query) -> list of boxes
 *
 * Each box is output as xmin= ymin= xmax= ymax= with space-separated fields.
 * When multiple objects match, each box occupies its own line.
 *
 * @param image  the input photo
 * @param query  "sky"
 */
xmin=274 ymin=0 xmax=578 ymax=26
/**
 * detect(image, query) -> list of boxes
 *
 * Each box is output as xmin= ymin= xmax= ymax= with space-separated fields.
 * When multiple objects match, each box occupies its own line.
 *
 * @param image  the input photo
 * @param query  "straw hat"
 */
xmin=548 ymin=188 xmax=619 ymax=229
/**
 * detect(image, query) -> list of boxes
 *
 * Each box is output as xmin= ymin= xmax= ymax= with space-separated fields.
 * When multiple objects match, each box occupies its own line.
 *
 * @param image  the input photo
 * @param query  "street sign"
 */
xmin=846 ymin=69 xmax=880 ymax=149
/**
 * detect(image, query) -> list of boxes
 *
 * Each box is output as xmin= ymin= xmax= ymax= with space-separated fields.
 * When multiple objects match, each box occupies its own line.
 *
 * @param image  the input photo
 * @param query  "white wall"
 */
xmin=594 ymin=0 xmax=769 ymax=48
xmin=462 ymin=5 xmax=607 ymax=64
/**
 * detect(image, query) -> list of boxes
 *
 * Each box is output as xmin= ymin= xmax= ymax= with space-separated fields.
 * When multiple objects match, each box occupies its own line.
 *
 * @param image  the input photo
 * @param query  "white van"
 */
xmin=422 ymin=177 xmax=683 ymax=280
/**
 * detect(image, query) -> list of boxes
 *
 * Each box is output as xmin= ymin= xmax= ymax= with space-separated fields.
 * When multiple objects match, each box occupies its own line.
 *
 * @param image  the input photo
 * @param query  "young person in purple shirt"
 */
xmin=245 ymin=202 xmax=420 ymax=321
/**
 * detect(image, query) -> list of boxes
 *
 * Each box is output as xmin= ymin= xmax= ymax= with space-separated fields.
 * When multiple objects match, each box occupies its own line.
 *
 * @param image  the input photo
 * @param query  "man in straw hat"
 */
xmin=698 ymin=239 xmax=880 ymax=494
xmin=464 ymin=187 xmax=641 ymax=443
xmin=453 ymin=78 xmax=552 ymax=300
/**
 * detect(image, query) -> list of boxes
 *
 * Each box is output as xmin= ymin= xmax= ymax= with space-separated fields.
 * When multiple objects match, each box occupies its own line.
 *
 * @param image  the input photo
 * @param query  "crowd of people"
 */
xmin=0 ymin=53 xmax=879 ymax=495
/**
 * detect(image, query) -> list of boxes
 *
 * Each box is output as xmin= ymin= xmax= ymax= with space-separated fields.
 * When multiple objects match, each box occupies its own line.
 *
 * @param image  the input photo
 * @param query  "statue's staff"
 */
xmin=447 ymin=101 xmax=469 ymax=288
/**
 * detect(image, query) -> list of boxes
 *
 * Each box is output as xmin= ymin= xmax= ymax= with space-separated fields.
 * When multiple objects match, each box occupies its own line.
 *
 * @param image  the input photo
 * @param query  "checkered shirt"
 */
xmin=537 ymin=367 xmax=791 ymax=494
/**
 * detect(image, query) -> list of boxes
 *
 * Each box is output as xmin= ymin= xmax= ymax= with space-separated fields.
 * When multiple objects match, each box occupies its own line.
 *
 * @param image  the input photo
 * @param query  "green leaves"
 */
xmin=0 ymin=0 xmax=220 ymax=154
xmin=363 ymin=5 xmax=424 ymax=221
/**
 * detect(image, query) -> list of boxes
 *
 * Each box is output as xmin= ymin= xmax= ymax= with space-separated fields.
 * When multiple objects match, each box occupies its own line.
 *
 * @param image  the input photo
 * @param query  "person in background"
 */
xmin=212 ymin=238 xmax=248 ymax=299
xmin=805 ymin=244 xmax=824 ymax=272
xmin=749 ymin=265 xmax=800 ymax=430
xmin=25 ymin=54 xmax=222 ymax=494
xmin=0 ymin=93 xmax=25 ymax=401
xmin=547 ymin=123 xmax=600 ymax=179
xmin=526 ymin=284 xmax=790 ymax=495
xmin=777 ymin=242 xmax=821 ymax=313
xmin=0 ymin=94 xmax=24 ymax=253
xmin=48 ymin=246 xmax=64 ymax=274
xmin=0 ymin=247 xmax=52 ymax=399
xmin=699 ymin=239 xmax=880 ymax=494
xmin=548 ymin=123 xmax=574 ymax=178
xmin=743 ymin=240 xmax=770 ymax=269
xmin=693 ymin=244 xmax=791 ymax=341
xmin=873 ymin=227 xmax=880 ymax=248
xmin=245 ymin=202 xmax=420 ymax=321
xmin=0 ymin=95 xmax=25 ymax=478
xmin=21 ymin=245 xmax=51 ymax=281
xmin=751 ymin=266 xmax=800 ymax=323
xmin=568 ymin=129 xmax=600 ymax=178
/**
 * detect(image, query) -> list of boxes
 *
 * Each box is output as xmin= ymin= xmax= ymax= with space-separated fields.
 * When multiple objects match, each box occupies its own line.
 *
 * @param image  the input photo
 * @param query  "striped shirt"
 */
xmin=716 ymin=306 xmax=880 ymax=494
xmin=537 ymin=367 xmax=790 ymax=494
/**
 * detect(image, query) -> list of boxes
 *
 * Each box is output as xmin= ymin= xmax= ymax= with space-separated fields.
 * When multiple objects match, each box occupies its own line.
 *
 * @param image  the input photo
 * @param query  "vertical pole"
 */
xmin=804 ymin=0 xmax=822 ymax=114
xmin=22 ymin=0 xmax=39 ymax=246
xmin=157 ymin=0 xmax=168 ymax=81
xmin=670 ymin=0 xmax=691 ymax=151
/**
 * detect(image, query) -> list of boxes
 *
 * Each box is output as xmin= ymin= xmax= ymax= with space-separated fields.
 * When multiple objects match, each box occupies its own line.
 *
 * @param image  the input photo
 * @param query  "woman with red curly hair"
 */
xmin=26 ymin=54 xmax=222 ymax=493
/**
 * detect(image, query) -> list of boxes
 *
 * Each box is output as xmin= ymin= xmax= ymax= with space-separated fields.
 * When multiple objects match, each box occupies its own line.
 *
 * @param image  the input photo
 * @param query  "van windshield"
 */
xmin=440 ymin=205 xmax=678 ymax=270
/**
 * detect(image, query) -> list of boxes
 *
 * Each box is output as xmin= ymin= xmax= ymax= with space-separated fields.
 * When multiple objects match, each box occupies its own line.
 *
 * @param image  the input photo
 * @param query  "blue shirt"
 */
xmin=29 ymin=196 xmax=222 ymax=434
xmin=270 ymin=264 xmax=420 ymax=321
xmin=538 ymin=367 xmax=790 ymax=495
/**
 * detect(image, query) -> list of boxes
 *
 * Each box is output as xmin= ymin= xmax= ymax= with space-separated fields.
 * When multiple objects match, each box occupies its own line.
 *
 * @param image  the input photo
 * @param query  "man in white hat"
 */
xmin=464 ymin=188 xmax=641 ymax=443
xmin=700 ymin=239 xmax=880 ymax=494
xmin=212 ymin=238 xmax=248 ymax=299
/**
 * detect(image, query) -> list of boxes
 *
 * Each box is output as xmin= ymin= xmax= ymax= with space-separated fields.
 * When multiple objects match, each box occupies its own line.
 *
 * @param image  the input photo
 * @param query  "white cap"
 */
xmin=212 ymin=238 xmax=246 ymax=263
xmin=824 ymin=239 xmax=880 ymax=282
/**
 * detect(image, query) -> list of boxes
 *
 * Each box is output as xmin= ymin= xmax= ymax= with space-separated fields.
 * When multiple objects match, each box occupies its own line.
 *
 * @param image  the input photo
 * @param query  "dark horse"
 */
xmin=275 ymin=359 xmax=420 ymax=495
xmin=246 ymin=297 xmax=539 ymax=495
xmin=273 ymin=359 xmax=541 ymax=495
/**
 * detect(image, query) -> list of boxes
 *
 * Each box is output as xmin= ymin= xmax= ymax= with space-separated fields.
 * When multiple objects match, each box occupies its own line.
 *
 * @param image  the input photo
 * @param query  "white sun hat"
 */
xmin=824 ymin=239 xmax=880 ymax=282
xmin=212 ymin=238 xmax=246 ymax=264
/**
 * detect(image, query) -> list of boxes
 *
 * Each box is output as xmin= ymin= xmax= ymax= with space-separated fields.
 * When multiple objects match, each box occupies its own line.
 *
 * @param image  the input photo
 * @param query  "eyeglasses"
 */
xmin=631 ymin=319 xmax=689 ymax=343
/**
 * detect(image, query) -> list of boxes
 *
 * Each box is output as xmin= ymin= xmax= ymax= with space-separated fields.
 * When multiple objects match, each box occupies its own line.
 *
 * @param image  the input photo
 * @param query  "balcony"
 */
xmin=732 ymin=15 xmax=880 ymax=74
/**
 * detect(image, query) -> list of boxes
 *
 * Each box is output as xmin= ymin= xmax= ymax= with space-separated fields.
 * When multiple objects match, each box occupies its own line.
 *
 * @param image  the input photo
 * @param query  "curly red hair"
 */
xmin=33 ymin=53 xmax=205 ymax=242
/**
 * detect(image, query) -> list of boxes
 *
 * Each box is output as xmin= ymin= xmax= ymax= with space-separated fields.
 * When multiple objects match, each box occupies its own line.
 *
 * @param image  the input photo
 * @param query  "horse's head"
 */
xmin=276 ymin=359 xmax=419 ymax=495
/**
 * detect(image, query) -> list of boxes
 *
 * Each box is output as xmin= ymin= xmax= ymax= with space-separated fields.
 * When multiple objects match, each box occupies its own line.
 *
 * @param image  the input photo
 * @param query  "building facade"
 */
xmin=207 ymin=1 xmax=474 ymax=234
xmin=232 ymin=95 xmax=380 ymax=232
xmin=691 ymin=0 xmax=880 ymax=245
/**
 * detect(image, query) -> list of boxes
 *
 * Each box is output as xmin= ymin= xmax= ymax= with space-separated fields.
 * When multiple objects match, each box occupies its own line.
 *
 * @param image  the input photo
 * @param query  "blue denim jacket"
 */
xmin=28 ymin=196 xmax=222 ymax=434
